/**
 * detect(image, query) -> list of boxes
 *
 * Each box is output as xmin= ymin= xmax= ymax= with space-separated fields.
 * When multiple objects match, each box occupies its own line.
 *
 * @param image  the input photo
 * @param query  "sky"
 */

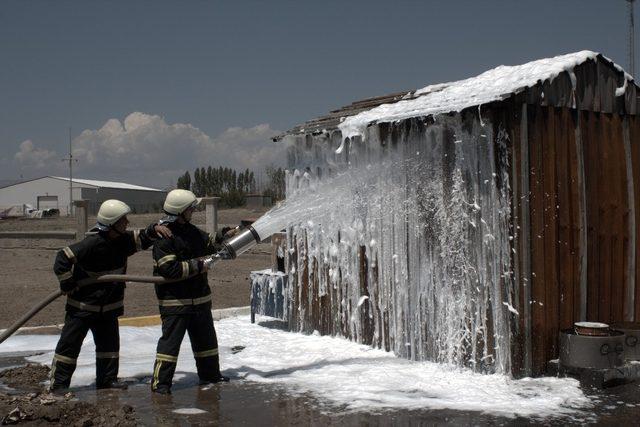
xmin=0 ymin=0 xmax=635 ymax=188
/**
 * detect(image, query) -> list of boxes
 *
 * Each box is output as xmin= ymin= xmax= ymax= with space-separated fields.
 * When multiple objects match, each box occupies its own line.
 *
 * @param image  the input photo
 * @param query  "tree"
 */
xmin=176 ymin=171 xmax=191 ymax=190
xmin=206 ymin=166 xmax=214 ymax=196
xmin=264 ymin=166 xmax=285 ymax=202
xmin=176 ymin=165 xmax=262 ymax=208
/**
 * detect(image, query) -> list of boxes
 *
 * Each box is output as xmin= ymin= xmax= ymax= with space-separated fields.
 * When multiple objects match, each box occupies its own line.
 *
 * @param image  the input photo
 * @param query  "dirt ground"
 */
xmin=0 ymin=208 xmax=272 ymax=329
xmin=0 ymin=364 xmax=139 ymax=426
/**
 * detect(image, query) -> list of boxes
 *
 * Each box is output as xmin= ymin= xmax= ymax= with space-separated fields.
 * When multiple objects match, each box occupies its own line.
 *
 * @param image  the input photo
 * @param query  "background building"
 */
xmin=0 ymin=176 xmax=167 ymax=216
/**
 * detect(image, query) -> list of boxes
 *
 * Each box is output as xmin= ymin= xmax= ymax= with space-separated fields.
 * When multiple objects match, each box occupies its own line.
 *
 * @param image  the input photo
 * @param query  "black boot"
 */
xmin=48 ymin=384 xmax=70 ymax=394
xmin=152 ymin=385 xmax=171 ymax=395
xmin=96 ymin=380 xmax=128 ymax=390
xmin=199 ymin=375 xmax=230 ymax=386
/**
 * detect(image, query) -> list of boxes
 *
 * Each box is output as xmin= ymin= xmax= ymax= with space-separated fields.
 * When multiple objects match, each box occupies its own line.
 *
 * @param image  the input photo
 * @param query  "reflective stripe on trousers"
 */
xmin=157 ymin=295 xmax=211 ymax=307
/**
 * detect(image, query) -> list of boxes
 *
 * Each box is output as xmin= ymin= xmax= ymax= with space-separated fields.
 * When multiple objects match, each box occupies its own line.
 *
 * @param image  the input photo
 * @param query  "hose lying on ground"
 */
xmin=0 ymin=274 xmax=180 ymax=345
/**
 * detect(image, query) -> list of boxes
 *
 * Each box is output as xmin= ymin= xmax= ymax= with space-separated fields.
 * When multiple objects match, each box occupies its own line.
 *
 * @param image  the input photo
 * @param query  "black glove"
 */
xmin=197 ymin=257 xmax=215 ymax=273
xmin=60 ymin=279 xmax=77 ymax=295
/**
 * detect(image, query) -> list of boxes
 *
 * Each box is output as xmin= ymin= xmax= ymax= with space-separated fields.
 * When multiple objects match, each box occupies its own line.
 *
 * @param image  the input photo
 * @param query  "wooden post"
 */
xmin=519 ymin=103 xmax=533 ymax=376
xmin=271 ymin=232 xmax=286 ymax=272
xmin=358 ymin=245 xmax=373 ymax=345
xmin=623 ymin=117 xmax=636 ymax=321
xmin=575 ymin=112 xmax=588 ymax=321
xmin=201 ymin=197 xmax=221 ymax=234
xmin=73 ymin=199 xmax=88 ymax=238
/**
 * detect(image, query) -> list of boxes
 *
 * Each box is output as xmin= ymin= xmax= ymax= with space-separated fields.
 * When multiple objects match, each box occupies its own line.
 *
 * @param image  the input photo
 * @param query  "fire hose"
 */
xmin=0 ymin=225 xmax=262 ymax=346
xmin=0 ymin=273 xmax=193 ymax=345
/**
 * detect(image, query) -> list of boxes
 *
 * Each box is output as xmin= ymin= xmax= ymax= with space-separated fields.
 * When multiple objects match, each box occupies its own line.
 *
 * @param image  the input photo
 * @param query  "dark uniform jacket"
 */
xmin=152 ymin=222 xmax=225 ymax=315
xmin=53 ymin=225 xmax=159 ymax=317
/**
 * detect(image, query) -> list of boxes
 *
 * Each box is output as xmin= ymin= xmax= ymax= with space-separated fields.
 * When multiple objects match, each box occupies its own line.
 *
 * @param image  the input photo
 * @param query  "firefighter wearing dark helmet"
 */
xmin=50 ymin=199 xmax=171 ymax=391
xmin=151 ymin=189 xmax=236 ymax=394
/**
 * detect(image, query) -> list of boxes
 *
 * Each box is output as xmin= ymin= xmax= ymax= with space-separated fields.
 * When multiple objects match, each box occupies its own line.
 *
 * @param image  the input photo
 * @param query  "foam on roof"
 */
xmin=338 ymin=50 xmax=630 ymax=140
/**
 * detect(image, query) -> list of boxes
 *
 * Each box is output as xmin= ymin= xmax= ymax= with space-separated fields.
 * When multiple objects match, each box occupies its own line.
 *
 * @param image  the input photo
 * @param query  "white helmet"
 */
xmin=94 ymin=199 xmax=131 ymax=231
xmin=163 ymin=189 xmax=201 ymax=216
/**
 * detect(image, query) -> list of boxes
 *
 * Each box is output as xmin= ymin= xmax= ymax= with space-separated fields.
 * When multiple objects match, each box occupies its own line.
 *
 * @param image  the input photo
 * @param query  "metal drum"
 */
xmin=611 ymin=322 xmax=640 ymax=361
xmin=574 ymin=321 xmax=610 ymax=336
xmin=559 ymin=329 xmax=626 ymax=369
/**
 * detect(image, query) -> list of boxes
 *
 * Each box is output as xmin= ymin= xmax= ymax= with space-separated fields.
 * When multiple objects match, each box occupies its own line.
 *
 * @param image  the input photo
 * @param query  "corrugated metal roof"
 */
xmin=50 ymin=176 xmax=164 ymax=192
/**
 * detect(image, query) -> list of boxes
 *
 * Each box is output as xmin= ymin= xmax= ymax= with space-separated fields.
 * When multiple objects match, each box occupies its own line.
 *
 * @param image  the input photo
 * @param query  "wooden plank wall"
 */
xmin=629 ymin=117 xmax=640 ymax=320
xmin=581 ymin=111 xmax=630 ymax=324
xmin=285 ymin=104 xmax=638 ymax=377
xmin=524 ymin=106 xmax=635 ymax=374
xmin=526 ymin=105 xmax=584 ymax=375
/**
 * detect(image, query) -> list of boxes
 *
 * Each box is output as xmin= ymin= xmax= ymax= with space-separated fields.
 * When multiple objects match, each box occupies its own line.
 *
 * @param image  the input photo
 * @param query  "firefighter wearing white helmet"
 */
xmin=93 ymin=199 xmax=132 ymax=232
xmin=162 ymin=189 xmax=201 ymax=219
xmin=50 ymin=199 xmax=171 ymax=392
xmin=150 ymin=189 xmax=236 ymax=393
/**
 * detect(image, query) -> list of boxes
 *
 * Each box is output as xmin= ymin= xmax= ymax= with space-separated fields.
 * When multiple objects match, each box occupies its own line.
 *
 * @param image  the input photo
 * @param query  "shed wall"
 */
xmin=511 ymin=106 xmax=638 ymax=375
xmin=279 ymin=56 xmax=640 ymax=377
xmin=284 ymin=103 xmax=640 ymax=377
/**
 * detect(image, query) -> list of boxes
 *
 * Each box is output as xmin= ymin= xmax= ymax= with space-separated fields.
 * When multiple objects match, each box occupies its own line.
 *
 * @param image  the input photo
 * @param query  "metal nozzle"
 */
xmin=220 ymin=225 xmax=261 ymax=259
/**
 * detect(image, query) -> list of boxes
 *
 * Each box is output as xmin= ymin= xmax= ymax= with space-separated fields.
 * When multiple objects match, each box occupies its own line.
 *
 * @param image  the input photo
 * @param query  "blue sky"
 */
xmin=0 ymin=0 xmax=634 ymax=187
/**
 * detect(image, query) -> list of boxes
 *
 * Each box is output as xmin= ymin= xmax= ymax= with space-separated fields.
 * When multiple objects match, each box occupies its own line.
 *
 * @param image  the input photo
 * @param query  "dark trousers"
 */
xmin=152 ymin=309 xmax=220 ymax=391
xmin=50 ymin=312 xmax=120 ymax=389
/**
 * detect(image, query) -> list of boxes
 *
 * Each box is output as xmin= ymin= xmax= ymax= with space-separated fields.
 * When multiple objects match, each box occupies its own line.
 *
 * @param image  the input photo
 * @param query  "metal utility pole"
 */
xmin=61 ymin=127 xmax=77 ymax=216
xmin=68 ymin=127 xmax=73 ymax=216
xmin=628 ymin=0 xmax=636 ymax=77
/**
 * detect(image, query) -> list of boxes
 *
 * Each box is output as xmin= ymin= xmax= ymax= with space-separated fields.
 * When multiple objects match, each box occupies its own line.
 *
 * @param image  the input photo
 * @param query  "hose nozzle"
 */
xmin=219 ymin=225 xmax=261 ymax=259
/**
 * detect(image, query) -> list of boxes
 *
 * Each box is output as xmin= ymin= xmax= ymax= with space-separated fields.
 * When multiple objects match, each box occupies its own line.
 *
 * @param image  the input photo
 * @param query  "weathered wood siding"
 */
xmin=514 ymin=106 xmax=638 ymax=375
xmin=280 ymin=56 xmax=640 ymax=377
xmin=521 ymin=106 xmax=583 ymax=375
xmin=630 ymin=117 xmax=640 ymax=320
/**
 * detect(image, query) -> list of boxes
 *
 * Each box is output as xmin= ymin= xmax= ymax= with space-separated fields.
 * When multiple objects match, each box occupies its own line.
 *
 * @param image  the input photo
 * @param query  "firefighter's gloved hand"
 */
xmin=60 ymin=280 xmax=77 ymax=295
xmin=154 ymin=224 xmax=172 ymax=239
xmin=222 ymin=226 xmax=239 ymax=239
xmin=198 ymin=257 xmax=215 ymax=272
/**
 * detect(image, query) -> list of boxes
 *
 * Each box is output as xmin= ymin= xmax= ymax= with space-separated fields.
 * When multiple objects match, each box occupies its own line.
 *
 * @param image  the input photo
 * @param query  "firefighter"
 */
xmin=151 ymin=189 xmax=236 ymax=394
xmin=50 ymin=199 xmax=171 ymax=391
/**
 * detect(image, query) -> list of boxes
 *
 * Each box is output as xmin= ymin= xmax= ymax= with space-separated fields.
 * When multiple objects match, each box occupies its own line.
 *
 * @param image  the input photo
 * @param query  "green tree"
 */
xmin=176 ymin=171 xmax=191 ymax=190
xmin=264 ymin=166 xmax=286 ymax=202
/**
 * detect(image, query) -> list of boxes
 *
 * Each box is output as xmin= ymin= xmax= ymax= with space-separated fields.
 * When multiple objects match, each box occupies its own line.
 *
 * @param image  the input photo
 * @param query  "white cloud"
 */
xmin=13 ymin=113 xmax=287 ymax=187
xmin=14 ymin=140 xmax=57 ymax=168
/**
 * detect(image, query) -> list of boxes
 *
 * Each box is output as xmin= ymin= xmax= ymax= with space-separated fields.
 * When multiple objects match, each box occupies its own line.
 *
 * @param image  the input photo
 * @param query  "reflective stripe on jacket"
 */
xmin=53 ymin=224 xmax=159 ymax=316
xmin=153 ymin=222 xmax=224 ymax=314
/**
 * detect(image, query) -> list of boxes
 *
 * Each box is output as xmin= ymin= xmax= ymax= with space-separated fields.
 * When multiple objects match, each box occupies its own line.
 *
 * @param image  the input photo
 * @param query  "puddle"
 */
xmin=69 ymin=376 xmax=592 ymax=426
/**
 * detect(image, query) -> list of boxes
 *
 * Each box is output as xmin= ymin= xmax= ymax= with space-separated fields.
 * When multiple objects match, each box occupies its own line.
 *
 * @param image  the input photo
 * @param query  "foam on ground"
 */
xmin=1 ymin=315 xmax=590 ymax=418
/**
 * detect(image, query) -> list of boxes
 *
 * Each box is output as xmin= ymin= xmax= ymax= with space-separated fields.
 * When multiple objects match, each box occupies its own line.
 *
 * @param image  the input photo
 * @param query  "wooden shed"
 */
xmin=273 ymin=51 xmax=640 ymax=377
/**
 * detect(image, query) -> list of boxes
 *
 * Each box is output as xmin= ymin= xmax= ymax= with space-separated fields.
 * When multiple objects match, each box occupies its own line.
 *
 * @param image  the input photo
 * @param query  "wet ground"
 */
xmin=1 ymin=352 xmax=640 ymax=426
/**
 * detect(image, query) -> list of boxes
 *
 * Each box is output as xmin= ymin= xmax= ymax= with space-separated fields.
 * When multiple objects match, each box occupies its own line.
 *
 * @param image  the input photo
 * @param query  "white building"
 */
xmin=0 ymin=176 xmax=167 ymax=216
